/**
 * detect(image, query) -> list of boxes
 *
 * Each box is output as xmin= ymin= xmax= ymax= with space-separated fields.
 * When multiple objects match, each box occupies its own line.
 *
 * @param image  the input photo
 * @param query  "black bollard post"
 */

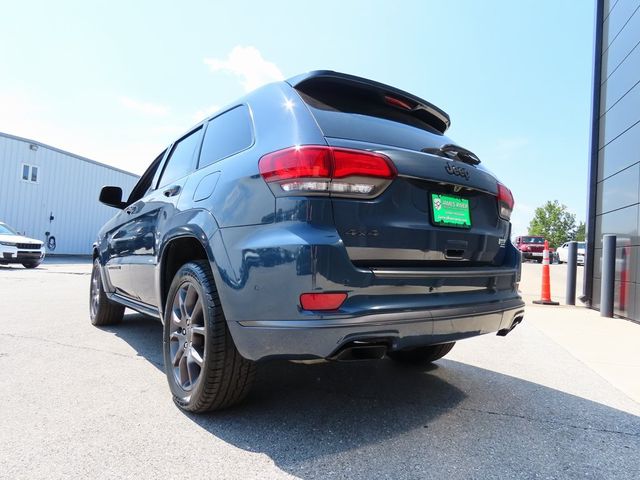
xmin=600 ymin=235 xmax=616 ymax=317
xmin=566 ymin=241 xmax=577 ymax=305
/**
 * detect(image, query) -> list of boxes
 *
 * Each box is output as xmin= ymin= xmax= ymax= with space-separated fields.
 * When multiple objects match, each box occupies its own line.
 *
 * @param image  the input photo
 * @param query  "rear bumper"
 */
xmin=214 ymin=221 xmax=524 ymax=361
xmin=228 ymin=296 xmax=524 ymax=360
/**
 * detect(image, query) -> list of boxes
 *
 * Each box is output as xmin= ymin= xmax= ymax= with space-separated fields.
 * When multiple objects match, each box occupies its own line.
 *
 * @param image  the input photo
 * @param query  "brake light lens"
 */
xmin=258 ymin=147 xmax=331 ymax=182
xmin=300 ymin=292 xmax=347 ymax=311
xmin=384 ymin=95 xmax=412 ymax=110
xmin=497 ymin=182 xmax=514 ymax=220
xmin=259 ymin=146 xmax=396 ymax=197
xmin=331 ymin=149 xmax=395 ymax=178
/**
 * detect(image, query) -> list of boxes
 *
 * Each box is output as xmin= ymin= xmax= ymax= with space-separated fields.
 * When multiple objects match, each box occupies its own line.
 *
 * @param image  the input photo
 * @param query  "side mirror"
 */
xmin=99 ymin=186 xmax=126 ymax=209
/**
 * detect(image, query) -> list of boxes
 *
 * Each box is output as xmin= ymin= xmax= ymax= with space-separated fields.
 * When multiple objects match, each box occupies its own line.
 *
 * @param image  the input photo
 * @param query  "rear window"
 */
xmin=198 ymin=105 xmax=253 ymax=168
xmin=295 ymin=78 xmax=447 ymax=150
xmin=522 ymin=237 xmax=544 ymax=244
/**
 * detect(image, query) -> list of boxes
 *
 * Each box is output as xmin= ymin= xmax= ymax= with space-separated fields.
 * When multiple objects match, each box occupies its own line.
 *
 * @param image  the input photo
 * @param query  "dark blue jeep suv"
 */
xmin=91 ymin=71 xmax=524 ymax=412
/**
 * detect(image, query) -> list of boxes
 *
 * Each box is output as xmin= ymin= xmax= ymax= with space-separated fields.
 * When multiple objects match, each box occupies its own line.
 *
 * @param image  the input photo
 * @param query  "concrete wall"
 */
xmin=0 ymin=132 xmax=138 ymax=255
xmin=590 ymin=0 xmax=640 ymax=320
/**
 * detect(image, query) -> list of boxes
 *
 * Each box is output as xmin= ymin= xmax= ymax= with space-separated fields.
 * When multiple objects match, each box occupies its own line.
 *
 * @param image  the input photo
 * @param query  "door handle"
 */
xmin=163 ymin=185 xmax=181 ymax=197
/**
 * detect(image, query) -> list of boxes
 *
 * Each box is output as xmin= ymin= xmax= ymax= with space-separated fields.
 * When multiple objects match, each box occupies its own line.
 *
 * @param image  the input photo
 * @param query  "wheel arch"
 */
xmin=156 ymin=210 xmax=224 ymax=319
xmin=158 ymin=234 xmax=210 ymax=315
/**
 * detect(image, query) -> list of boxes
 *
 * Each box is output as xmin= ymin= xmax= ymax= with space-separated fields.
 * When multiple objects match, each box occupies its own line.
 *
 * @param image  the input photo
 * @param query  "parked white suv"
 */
xmin=0 ymin=222 xmax=45 ymax=269
xmin=556 ymin=241 xmax=585 ymax=265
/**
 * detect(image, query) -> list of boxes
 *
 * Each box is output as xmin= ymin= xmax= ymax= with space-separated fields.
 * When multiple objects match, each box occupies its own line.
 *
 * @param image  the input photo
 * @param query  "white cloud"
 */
xmin=119 ymin=96 xmax=169 ymax=116
xmin=192 ymin=104 xmax=220 ymax=122
xmin=204 ymin=46 xmax=284 ymax=92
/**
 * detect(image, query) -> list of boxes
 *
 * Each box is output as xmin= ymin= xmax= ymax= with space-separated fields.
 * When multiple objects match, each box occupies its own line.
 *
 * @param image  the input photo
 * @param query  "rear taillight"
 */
xmin=497 ymin=182 xmax=514 ymax=220
xmin=259 ymin=146 xmax=396 ymax=197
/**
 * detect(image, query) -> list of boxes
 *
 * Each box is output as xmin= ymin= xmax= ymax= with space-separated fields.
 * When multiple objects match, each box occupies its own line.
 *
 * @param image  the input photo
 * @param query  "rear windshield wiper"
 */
xmin=422 ymin=144 xmax=481 ymax=165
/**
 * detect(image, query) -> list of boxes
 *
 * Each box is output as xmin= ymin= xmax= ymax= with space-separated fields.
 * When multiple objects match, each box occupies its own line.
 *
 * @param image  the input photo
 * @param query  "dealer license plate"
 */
xmin=431 ymin=193 xmax=471 ymax=228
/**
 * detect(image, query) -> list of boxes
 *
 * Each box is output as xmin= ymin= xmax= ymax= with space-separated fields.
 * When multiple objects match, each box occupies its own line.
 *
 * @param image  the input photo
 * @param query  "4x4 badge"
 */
xmin=445 ymin=163 xmax=470 ymax=180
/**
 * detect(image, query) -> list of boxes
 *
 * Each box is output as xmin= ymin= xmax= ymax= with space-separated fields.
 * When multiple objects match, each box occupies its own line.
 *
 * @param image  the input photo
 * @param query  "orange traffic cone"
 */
xmin=533 ymin=240 xmax=559 ymax=305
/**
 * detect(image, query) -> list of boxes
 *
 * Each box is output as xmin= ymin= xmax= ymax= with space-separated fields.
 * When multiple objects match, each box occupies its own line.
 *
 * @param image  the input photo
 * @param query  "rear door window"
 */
xmin=157 ymin=127 xmax=203 ymax=187
xmin=198 ymin=105 xmax=253 ymax=168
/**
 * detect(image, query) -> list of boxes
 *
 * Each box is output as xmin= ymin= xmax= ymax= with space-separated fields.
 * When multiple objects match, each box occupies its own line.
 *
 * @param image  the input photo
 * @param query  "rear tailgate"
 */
xmin=290 ymin=71 xmax=511 ymax=268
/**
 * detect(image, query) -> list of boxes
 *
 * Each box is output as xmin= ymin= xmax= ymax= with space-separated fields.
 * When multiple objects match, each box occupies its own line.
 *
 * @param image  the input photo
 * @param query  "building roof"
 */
xmin=0 ymin=131 xmax=139 ymax=178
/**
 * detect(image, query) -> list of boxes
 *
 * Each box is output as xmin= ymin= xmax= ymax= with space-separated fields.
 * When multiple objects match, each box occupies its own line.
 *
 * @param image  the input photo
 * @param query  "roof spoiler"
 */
xmin=286 ymin=70 xmax=451 ymax=133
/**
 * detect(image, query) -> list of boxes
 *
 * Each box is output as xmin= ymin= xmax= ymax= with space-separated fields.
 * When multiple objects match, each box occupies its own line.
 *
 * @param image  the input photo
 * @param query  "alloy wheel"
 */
xmin=90 ymin=265 xmax=101 ymax=317
xmin=169 ymin=282 xmax=206 ymax=391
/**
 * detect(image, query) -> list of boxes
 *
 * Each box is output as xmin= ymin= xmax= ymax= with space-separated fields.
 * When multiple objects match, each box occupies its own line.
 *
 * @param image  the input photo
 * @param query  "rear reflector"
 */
xmin=300 ymin=292 xmax=347 ymax=311
xmin=259 ymin=146 xmax=396 ymax=197
xmin=497 ymin=182 xmax=514 ymax=220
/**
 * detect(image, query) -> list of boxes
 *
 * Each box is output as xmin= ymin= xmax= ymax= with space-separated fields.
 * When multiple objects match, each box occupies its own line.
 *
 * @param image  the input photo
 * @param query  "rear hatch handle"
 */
xmin=422 ymin=144 xmax=481 ymax=166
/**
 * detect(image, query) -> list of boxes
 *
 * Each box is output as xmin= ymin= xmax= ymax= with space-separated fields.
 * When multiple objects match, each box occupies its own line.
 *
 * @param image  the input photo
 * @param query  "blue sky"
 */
xmin=0 ymin=0 xmax=595 ymax=236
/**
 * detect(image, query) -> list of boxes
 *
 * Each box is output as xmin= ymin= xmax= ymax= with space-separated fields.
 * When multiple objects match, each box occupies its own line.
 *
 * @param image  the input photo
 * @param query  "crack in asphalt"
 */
xmin=456 ymin=405 xmax=640 ymax=438
xmin=47 ymin=271 xmax=91 ymax=275
xmin=0 ymin=332 xmax=163 ymax=367
xmin=275 ymin=384 xmax=640 ymax=439
xmin=3 ymin=332 xmax=639 ymax=439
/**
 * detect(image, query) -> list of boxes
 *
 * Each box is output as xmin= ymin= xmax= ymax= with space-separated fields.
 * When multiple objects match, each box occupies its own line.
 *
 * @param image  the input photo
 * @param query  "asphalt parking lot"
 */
xmin=1 ymin=259 xmax=639 ymax=479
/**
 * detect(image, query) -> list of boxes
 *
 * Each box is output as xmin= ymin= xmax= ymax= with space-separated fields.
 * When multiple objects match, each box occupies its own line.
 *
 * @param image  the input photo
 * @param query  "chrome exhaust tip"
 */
xmin=330 ymin=342 xmax=388 ymax=361
xmin=497 ymin=313 xmax=524 ymax=337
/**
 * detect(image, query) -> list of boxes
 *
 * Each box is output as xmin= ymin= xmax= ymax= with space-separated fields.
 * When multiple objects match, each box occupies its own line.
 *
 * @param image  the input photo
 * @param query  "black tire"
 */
xmin=163 ymin=260 xmax=255 ymax=413
xmin=388 ymin=342 xmax=455 ymax=366
xmin=536 ymin=258 xmax=543 ymax=263
xmin=89 ymin=259 xmax=125 ymax=326
xmin=22 ymin=261 xmax=41 ymax=269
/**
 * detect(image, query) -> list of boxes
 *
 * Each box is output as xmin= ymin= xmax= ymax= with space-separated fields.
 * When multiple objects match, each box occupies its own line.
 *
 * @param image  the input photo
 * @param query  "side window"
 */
xmin=198 ymin=105 xmax=253 ymax=169
xmin=127 ymin=149 xmax=167 ymax=205
xmin=157 ymin=127 xmax=203 ymax=187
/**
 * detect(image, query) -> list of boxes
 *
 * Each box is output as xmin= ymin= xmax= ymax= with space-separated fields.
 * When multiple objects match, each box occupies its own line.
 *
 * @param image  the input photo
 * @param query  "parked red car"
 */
xmin=514 ymin=235 xmax=554 ymax=263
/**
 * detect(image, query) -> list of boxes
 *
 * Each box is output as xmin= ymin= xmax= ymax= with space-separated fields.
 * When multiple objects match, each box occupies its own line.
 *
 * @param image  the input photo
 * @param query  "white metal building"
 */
xmin=0 ymin=132 xmax=139 ymax=255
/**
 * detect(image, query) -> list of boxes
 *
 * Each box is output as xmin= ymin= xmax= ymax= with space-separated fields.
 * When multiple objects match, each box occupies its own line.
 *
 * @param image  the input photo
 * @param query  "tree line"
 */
xmin=527 ymin=200 xmax=585 ymax=249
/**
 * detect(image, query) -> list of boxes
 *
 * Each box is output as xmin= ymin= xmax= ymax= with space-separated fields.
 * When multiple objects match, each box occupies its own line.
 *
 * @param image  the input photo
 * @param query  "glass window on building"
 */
xmin=21 ymin=164 xmax=39 ymax=183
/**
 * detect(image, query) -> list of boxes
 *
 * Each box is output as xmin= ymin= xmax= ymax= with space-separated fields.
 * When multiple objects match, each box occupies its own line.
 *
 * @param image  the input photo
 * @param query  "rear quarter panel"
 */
xmin=187 ymin=83 xmax=327 ymax=229
xmin=173 ymin=82 xmax=330 ymax=319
